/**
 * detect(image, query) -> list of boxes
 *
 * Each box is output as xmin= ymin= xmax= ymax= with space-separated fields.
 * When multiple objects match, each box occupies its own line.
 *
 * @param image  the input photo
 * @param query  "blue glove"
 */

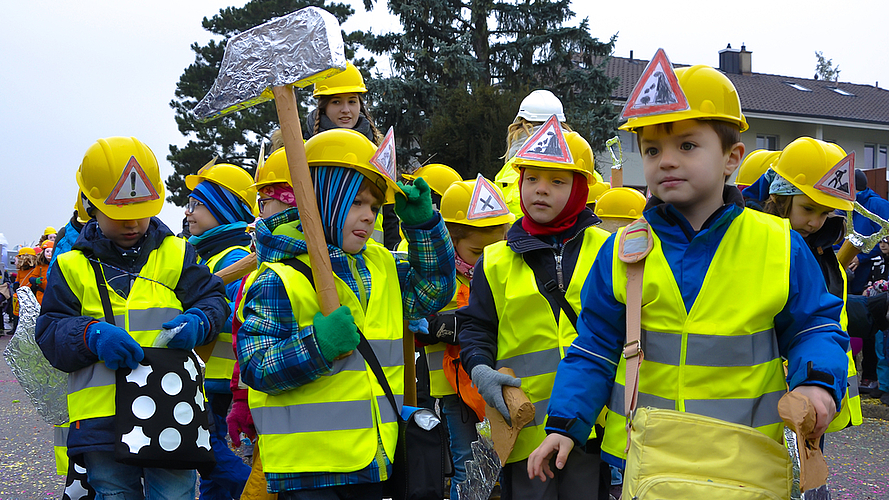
xmin=86 ymin=322 xmax=144 ymax=370
xmin=471 ymin=364 xmax=521 ymax=425
xmin=162 ymin=309 xmax=209 ymax=350
xmin=408 ymin=318 xmax=429 ymax=335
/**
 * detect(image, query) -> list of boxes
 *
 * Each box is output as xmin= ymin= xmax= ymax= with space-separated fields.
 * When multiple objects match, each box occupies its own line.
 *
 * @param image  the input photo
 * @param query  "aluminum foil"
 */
xmin=193 ymin=6 xmax=347 ymax=122
xmin=606 ymin=135 xmax=623 ymax=172
xmin=456 ymin=418 xmax=501 ymax=500
xmin=2 ymin=287 xmax=68 ymax=425
xmin=845 ymin=201 xmax=889 ymax=253
xmin=784 ymin=426 xmax=832 ymax=500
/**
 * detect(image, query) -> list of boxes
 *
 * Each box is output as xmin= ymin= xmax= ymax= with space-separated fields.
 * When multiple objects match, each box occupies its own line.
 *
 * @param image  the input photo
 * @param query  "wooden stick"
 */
xmin=485 ymin=367 xmax=535 ymax=465
xmin=836 ymin=239 xmax=859 ymax=269
xmin=215 ymin=253 xmax=258 ymax=285
xmin=611 ymin=167 xmax=623 ymax=188
xmin=271 ymin=85 xmax=340 ymax=315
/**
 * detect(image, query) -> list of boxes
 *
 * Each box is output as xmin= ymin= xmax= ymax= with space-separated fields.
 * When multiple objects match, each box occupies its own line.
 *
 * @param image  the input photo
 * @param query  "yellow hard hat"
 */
xmin=772 ymin=137 xmax=854 ymax=211
xmin=74 ymin=191 xmax=89 ymax=222
xmin=512 ymin=130 xmax=597 ymax=184
xmin=253 ymin=148 xmax=291 ymax=190
xmin=620 ymin=65 xmax=748 ymax=133
xmin=402 ymin=164 xmax=462 ymax=196
xmin=76 ymin=137 xmax=164 ymax=220
xmin=736 ymin=149 xmax=780 ymax=188
xmin=186 ymin=162 xmax=259 ymax=216
xmin=441 ymin=178 xmax=516 ymax=228
xmin=594 ymin=187 xmax=647 ymax=219
xmin=304 ymin=128 xmax=404 ymax=204
xmin=17 ymin=247 xmax=36 ymax=256
xmin=312 ymin=63 xmax=367 ymax=97
xmin=587 ymin=181 xmax=611 ymax=204
xmin=43 ymin=226 xmax=57 ymax=236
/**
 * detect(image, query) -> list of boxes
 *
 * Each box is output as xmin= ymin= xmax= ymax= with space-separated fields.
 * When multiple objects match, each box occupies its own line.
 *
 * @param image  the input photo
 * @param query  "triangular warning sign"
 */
xmin=515 ymin=115 xmax=572 ymax=164
xmin=620 ymin=49 xmax=689 ymax=120
xmin=370 ymin=127 xmax=397 ymax=182
xmin=814 ymin=152 xmax=856 ymax=202
xmin=467 ymin=174 xmax=509 ymax=220
xmin=105 ymin=156 xmax=160 ymax=206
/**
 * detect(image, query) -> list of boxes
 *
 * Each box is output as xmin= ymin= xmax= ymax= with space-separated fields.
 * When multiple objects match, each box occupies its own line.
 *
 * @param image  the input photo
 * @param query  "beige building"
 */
xmin=598 ymin=45 xmax=889 ymax=196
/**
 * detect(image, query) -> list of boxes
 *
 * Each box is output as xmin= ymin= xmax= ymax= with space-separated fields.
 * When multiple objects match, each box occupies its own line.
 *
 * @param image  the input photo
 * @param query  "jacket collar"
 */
xmin=644 ymin=185 xmax=746 ymax=243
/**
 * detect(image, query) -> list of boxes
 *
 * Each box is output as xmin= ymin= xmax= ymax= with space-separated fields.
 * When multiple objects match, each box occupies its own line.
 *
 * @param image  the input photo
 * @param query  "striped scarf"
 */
xmin=190 ymin=181 xmax=254 ymax=225
xmin=312 ymin=166 xmax=365 ymax=248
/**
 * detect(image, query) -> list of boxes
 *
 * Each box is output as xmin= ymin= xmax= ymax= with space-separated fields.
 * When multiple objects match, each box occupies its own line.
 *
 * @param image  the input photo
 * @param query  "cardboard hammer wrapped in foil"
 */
xmin=3 ymin=287 xmax=68 ymax=425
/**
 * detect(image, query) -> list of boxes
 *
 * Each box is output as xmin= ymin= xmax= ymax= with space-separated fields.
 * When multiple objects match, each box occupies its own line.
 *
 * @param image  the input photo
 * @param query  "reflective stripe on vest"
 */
xmin=602 ymin=209 xmax=793 ymax=461
xmin=483 ymin=226 xmax=610 ymax=463
xmin=243 ymin=245 xmax=404 ymax=474
xmin=426 ymin=276 xmax=470 ymax=398
xmin=58 ymin=237 xmax=186 ymax=422
xmin=202 ymin=245 xmax=251 ymax=381
xmin=827 ymin=261 xmax=862 ymax=432
xmin=54 ymin=424 xmax=69 ymax=476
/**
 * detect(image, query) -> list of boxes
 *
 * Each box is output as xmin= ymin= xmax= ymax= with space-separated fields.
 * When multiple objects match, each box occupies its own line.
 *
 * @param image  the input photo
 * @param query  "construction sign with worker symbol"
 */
xmin=621 ymin=49 xmax=689 ymax=120
xmin=814 ymin=152 xmax=856 ymax=202
xmin=515 ymin=115 xmax=573 ymax=164
xmin=370 ymin=127 xmax=397 ymax=182
xmin=105 ymin=156 xmax=161 ymax=206
xmin=468 ymin=174 xmax=509 ymax=220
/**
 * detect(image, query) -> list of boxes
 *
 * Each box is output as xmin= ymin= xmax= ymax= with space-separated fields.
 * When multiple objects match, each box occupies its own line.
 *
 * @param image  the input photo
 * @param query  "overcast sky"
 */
xmin=2 ymin=0 xmax=887 ymax=250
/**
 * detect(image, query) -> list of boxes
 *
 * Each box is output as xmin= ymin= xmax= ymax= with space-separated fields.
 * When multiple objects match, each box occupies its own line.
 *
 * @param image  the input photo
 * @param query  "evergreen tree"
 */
xmin=167 ymin=0 xmax=369 ymax=205
xmin=362 ymin=0 xmax=618 ymax=176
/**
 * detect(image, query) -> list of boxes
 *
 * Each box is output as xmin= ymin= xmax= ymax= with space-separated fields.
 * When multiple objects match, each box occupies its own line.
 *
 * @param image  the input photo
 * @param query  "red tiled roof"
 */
xmin=603 ymin=56 xmax=889 ymax=126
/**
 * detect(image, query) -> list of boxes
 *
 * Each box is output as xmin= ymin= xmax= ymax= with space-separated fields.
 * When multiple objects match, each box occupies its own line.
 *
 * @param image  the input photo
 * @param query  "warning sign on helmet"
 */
xmin=515 ymin=115 xmax=573 ymax=164
xmin=105 ymin=156 xmax=160 ymax=206
xmin=370 ymin=127 xmax=397 ymax=182
xmin=814 ymin=152 xmax=856 ymax=202
xmin=621 ymin=49 xmax=689 ymax=120
xmin=468 ymin=174 xmax=509 ymax=220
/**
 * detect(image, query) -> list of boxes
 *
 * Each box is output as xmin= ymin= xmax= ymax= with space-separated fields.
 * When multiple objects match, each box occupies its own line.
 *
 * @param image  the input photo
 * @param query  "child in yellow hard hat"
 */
xmin=529 ymin=54 xmax=848 ymax=499
xmin=459 ymin=118 xmax=611 ymax=499
xmin=236 ymin=128 xmax=456 ymax=498
xmin=36 ymin=137 xmax=230 ymax=498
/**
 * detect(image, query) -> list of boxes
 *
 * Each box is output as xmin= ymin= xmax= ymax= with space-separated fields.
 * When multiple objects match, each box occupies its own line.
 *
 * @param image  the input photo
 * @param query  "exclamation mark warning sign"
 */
xmin=105 ymin=156 xmax=160 ymax=206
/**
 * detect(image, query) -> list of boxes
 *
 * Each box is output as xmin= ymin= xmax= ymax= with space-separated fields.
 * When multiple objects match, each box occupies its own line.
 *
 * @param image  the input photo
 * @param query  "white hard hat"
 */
xmin=516 ymin=90 xmax=566 ymax=122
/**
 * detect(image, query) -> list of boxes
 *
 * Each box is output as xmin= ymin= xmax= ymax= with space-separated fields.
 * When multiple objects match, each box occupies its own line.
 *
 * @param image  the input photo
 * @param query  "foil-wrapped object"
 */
xmin=606 ymin=135 xmax=623 ymax=172
xmin=845 ymin=201 xmax=889 ymax=254
xmin=784 ymin=426 xmax=832 ymax=500
xmin=193 ymin=6 xmax=346 ymax=122
xmin=3 ymin=287 xmax=68 ymax=425
xmin=456 ymin=418 xmax=501 ymax=500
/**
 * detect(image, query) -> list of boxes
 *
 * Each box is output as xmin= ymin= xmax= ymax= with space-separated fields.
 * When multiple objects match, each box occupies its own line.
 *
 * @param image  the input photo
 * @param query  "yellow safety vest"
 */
xmin=54 ymin=424 xmax=68 ymax=475
xmin=494 ymin=158 xmax=523 ymax=218
xmin=242 ymin=244 xmax=404 ymax=474
xmin=827 ymin=258 xmax=862 ymax=431
xmin=200 ymin=245 xmax=250 ymax=381
xmin=425 ymin=275 xmax=470 ymax=398
xmin=602 ymin=210 xmax=792 ymax=460
xmin=483 ymin=226 xmax=610 ymax=463
xmin=58 ymin=237 xmax=186 ymax=423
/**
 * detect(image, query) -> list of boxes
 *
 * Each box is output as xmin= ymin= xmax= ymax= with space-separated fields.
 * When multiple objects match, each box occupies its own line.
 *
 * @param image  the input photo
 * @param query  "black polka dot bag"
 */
xmin=114 ymin=347 xmax=216 ymax=474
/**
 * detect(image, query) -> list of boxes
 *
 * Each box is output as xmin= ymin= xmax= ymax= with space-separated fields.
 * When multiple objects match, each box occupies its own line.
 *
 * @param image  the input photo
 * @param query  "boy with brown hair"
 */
xmin=528 ymin=56 xmax=849 ymax=490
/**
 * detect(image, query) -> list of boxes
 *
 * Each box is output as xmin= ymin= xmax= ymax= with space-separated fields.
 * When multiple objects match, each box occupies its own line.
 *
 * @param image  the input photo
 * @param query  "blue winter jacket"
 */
xmin=35 ymin=217 xmax=230 ymax=458
xmin=545 ymin=187 xmax=849 ymax=468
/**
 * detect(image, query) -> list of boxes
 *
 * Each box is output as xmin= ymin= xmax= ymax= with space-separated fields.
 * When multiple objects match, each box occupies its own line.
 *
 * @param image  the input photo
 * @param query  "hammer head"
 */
xmin=193 ymin=6 xmax=347 ymax=122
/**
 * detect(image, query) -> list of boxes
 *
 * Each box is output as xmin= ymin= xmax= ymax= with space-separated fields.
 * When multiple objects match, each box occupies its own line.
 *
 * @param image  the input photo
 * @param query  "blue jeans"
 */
xmin=878 ymin=330 xmax=889 ymax=391
xmin=83 ymin=451 xmax=196 ymax=499
xmin=440 ymin=394 xmax=480 ymax=500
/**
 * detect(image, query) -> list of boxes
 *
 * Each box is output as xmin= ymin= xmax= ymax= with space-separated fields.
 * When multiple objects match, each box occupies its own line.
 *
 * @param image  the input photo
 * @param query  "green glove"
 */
xmin=395 ymin=177 xmax=435 ymax=226
xmin=313 ymin=306 xmax=359 ymax=363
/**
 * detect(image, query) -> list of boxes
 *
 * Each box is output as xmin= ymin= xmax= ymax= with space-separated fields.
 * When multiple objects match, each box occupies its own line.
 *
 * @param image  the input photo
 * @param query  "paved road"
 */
xmin=1 ymin=334 xmax=887 ymax=499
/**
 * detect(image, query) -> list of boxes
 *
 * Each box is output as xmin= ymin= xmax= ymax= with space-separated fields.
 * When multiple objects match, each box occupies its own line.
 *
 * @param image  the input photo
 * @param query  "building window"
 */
xmin=827 ymin=87 xmax=855 ymax=96
xmin=880 ymin=145 xmax=888 ymax=169
xmin=618 ymin=130 xmax=637 ymax=154
xmin=865 ymin=144 xmax=875 ymax=169
xmin=784 ymin=82 xmax=812 ymax=92
xmin=756 ymin=135 xmax=779 ymax=150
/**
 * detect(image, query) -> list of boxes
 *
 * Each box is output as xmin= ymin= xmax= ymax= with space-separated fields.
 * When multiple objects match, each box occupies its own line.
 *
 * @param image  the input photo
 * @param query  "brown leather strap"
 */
xmin=623 ymin=259 xmax=645 ymax=451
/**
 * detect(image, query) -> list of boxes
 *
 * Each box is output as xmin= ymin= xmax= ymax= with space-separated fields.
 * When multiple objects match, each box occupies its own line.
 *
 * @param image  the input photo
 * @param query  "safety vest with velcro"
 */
xmin=425 ymin=275 xmax=470 ymax=398
xmin=483 ymin=226 xmax=610 ymax=463
xmin=59 ymin=237 xmax=186 ymax=423
xmin=200 ymin=245 xmax=250 ymax=381
xmin=602 ymin=209 xmax=792 ymax=461
xmin=243 ymin=244 xmax=405 ymax=474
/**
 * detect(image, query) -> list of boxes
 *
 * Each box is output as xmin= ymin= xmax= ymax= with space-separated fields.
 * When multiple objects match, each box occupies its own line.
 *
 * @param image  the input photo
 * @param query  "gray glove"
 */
xmin=471 ymin=364 xmax=522 ymax=425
